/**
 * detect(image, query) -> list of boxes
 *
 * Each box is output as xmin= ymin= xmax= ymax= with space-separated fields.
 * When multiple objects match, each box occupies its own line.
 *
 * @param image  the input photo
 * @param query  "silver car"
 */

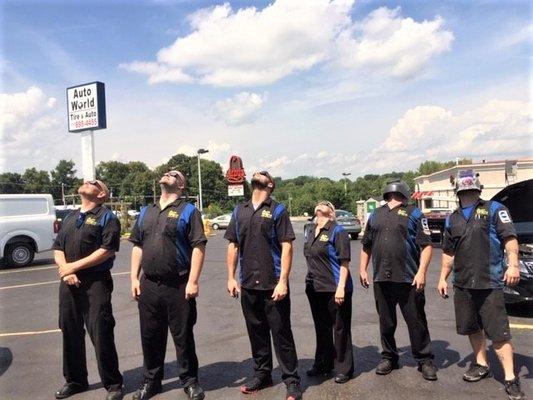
xmin=210 ymin=214 xmax=232 ymax=230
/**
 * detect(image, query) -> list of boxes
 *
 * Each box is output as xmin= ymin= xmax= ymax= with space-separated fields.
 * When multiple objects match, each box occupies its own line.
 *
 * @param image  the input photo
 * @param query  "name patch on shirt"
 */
xmin=421 ymin=218 xmax=431 ymax=235
xmin=261 ymin=210 xmax=272 ymax=219
xmin=397 ymin=209 xmax=408 ymax=217
xmin=85 ymin=217 xmax=98 ymax=226
xmin=168 ymin=210 xmax=179 ymax=219
xmin=319 ymin=234 xmax=329 ymax=242
xmin=498 ymin=210 xmax=511 ymax=223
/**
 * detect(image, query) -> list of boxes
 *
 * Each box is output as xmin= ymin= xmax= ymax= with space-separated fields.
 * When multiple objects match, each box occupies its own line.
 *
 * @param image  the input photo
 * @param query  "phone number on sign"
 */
xmin=72 ymin=118 xmax=97 ymax=129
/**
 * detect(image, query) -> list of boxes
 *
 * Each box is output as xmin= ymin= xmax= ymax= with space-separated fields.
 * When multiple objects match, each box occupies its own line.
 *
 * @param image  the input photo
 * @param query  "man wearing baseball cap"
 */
xmin=130 ymin=170 xmax=207 ymax=400
xmin=438 ymin=171 xmax=525 ymax=400
xmin=53 ymin=180 xmax=123 ymax=399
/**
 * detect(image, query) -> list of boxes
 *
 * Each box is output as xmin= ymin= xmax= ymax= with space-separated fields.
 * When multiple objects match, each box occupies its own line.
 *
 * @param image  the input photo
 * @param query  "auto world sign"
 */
xmin=67 ymin=81 xmax=106 ymax=132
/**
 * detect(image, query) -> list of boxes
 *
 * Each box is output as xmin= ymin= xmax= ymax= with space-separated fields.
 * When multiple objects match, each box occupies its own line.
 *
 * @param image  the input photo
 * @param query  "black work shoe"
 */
xmin=286 ymin=382 xmax=303 ymax=400
xmin=418 ymin=360 xmax=438 ymax=381
xmin=184 ymin=382 xmax=205 ymax=400
xmin=375 ymin=359 xmax=399 ymax=375
xmin=306 ymin=366 xmax=332 ymax=377
xmin=334 ymin=373 xmax=352 ymax=384
xmin=55 ymin=383 xmax=88 ymax=399
xmin=240 ymin=376 xmax=273 ymax=394
xmin=463 ymin=363 xmax=492 ymax=382
xmin=132 ymin=380 xmax=162 ymax=400
xmin=106 ymin=387 xmax=124 ymax=400
xmin=505 ymin=377 xmax=526 ymax=400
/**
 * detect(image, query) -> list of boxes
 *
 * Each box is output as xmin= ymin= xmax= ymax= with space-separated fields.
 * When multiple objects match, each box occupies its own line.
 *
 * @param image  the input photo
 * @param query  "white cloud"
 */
xmin=0 ymin=86 xmax=76 ymax=172
xmin=214 ymin=92 xmax=265 ymax=125
xmin=122 ymin=1 xmax=452 ymax=87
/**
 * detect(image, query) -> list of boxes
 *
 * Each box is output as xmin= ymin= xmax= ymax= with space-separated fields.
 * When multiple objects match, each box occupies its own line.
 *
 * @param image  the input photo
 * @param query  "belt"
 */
xmin=144 ymin=274 xmax=184 ymax=285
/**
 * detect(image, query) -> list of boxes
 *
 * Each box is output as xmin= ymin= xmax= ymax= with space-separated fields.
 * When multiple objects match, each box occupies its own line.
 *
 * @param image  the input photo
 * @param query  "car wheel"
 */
xmin=6 ymin=243 xmax=35 ymax=267
xmin=349 ymin=233 xmax=359 ymax=240
xmin=212 ymin=223 xmax=219 ymax=230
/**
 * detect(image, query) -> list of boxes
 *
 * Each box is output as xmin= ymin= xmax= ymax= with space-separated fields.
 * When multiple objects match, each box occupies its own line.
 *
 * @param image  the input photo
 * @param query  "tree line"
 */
xmin=0 ymin=156 xmax=471 ymax=217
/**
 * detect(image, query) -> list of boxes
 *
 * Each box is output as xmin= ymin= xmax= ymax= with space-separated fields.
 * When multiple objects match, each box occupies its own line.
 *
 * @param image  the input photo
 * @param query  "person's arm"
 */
xmin=335 ymin=261 xmax=350 ymax=305
xmin=272 ymin=241 xmax=293 ymax=301
xmin=58 ymin=248 xmax=115 ymax=277
xmin=227 ymin=242 xmax=240 ymax=297
xmin=55 ymin=250 xmax=80 ymax=286
xmin=503 ymin=237 xmax=520 ymax=286
xmin=437 ymin=251 xmax=454 ymax=298
xmin=412 ymin=244 xmax=433 ymax=291
xmin=359 ymin=247 xmax=371 ymax=288
xmin=185 ymin=245 xmax=206 ymax=299
xmin=130 ymin=245 xmax=143 ymax=299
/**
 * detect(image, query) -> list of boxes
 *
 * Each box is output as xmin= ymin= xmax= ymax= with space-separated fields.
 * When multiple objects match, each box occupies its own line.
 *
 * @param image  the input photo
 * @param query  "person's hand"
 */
xmin=359 ymin=270 xmax=370 ymax=288
xmin=62 ymin=274 xmax=80 ymax=287
xmin=271 ymin=281 xmax=288 ymax=301
xmin=504 ymin=264 xmax=520 ymax=287
xmin=437 ymin=279 xmax=448 ymax=299
xmin=335 ymin=286 xmax=345 ymax=305
xmin=185 ymin=281 xmax=199 ymax=300
xmin=227 ymin=278 xmax=240 ymax=298
xmin=131 ymin=278 xmax=141 ymax=300
xmin=412 ymin=272 xmax=426 ymax=292
xmin=58 ymin=263 xmax=76 ymax=278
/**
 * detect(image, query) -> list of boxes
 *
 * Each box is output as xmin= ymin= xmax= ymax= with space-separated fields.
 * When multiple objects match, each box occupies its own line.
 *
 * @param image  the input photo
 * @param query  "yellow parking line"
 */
xmin=0 ymin=271 xmax=130 ymax=290
xmin=0 ymin=265 xmax=57 ymax=275
xmin=510 ymin=323 xmax=533 ymax=330
xmin=0 ymin=329 xmax=61 ymax=338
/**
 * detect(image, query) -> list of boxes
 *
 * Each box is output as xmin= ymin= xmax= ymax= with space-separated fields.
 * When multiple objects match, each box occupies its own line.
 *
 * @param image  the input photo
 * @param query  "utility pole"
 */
xmin=342 ymin=172 xmax=351 ymax=196
xmin=197 ymin=148 xmax=209 ymax=213
xmin=153 ymin=180 xmax=156 ymax=203
xmin=288 ymin=194 xmax=292 ymax=216
xmin=61 ymin=182 xmax=66 ymax=206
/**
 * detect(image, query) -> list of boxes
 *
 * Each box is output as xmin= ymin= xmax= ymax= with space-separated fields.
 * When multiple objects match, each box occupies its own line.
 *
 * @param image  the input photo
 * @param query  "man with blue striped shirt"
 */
xmin=359 ymin=179 xmax=437 ymax=380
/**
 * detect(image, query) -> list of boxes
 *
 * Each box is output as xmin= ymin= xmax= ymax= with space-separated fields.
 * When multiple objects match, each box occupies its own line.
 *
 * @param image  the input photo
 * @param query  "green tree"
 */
xmin=95 ymin=161 xmax=131 ymax=198
xmin=0 ymin=172 xmax=24 ymax=194
xmin=50 ymin=160 xmax=81 ymax=203
xmin=22 ymin=168 xmax=51 ymax=193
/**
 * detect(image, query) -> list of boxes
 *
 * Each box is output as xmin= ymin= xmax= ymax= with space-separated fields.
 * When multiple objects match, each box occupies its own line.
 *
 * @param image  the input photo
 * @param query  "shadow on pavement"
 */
xmin=0 ymin=347 xmax=13 ymax=378
xmin=506 ymin=304 xmax=533 ymax=318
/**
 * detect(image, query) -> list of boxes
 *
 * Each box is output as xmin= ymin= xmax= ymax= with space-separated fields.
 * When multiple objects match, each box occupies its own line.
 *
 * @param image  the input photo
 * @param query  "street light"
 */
xmin=342 ymin=172 xmax=351 ymax=195
xmin=197 ymin=148 xmax=209 ymax=213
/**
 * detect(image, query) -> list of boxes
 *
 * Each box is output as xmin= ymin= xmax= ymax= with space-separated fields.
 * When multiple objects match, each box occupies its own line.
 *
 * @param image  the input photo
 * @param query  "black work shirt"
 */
xmin=224 ymin=198 xmax=295 ymax=290
xmin=443 ymin=199 xmax=517 ymax=289
xmin=129 ymin=200 xmax=207 ymax=280
xmin=52 ymin=206 xmax=120 ymax=275
xmin=304 ymin=220 xmax=353 ymax=292
xmin=361 ymin=204 xmax=432 ymax=283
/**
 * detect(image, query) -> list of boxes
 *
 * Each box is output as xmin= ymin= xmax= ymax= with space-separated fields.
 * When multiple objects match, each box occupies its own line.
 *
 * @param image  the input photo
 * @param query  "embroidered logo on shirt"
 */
xmin=498 ymin=210 xmax=511 ymax=223
xmin=168 ymin=210 xmax=179 ymax=219
xmin=476 ymin=208 xmax=489 ymax=217
xmin=397 ymin=209 xmax=408 ymax=217
xmin=84 ymin=217 xmax=98 ymax=226
xmin=319 ymin=234 xmax=329 ymax=242
xmin=261 ymin=209 xmax=272 ymax=219
xmin=421 ymin=218 xmax=431 ymax=235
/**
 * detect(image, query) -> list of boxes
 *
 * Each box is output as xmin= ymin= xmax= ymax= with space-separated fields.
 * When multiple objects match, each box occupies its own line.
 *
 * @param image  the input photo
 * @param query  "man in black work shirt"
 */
xmin=130 ymin=170 xmax=207 ymax=400
xmin=359 ymin=179 xmax=437 ymax=380
xmin=225 ymin=171 xmax=302 ymax=400
xmin=53 ymin=180 xmax=123 ymax=400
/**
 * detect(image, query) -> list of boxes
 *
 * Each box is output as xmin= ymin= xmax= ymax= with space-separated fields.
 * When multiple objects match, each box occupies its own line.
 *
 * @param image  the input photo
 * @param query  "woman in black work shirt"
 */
xmin=304 ymin=201 xmax=354 ymax=383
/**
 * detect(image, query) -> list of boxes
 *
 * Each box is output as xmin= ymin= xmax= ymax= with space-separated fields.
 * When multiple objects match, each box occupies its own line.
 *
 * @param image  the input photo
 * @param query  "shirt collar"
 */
xmin=85 ymin=205 xmax=102 ymax=215
xmin=244 ymin=197 xmax=272 ymax=208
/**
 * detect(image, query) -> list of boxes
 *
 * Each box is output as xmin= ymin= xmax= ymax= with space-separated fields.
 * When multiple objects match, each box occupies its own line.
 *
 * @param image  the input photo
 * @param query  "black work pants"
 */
xmin=58 ymin=271 xmax=122 ymax=391
xmin=138 ymin=275 xmax=198 ymax=386
xmin=241 ymin=288 xmax=300 ymax=385
xmin=306 ymin=285 xmax=354 ymax=376
xmin=373 ymin=282 xmax=434 ymax=363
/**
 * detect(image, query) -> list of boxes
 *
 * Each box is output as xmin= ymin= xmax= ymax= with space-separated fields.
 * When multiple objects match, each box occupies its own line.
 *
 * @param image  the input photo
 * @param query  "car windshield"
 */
xmin=336 ymin=210 xmax=354 ymax=218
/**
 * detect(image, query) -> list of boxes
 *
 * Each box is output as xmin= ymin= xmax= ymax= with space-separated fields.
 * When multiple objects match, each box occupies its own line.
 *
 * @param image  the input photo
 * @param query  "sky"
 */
xmin=1 ymin=0 xmax=531 ymax=179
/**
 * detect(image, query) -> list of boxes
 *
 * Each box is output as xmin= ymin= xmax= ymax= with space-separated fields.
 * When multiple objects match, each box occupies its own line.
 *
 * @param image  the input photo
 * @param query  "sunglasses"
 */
xmin=164 ymin=172 xmax=180 ymax=178
xmin=86 ymin=180 xmax=102 ymax=190
xmin=317 ymin=201 xmax=335 ymax=211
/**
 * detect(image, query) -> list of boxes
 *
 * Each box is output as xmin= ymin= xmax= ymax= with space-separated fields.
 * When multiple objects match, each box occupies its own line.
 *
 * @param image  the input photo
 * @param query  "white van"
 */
xmin=0 ymin=194 xmax=58 ymax=267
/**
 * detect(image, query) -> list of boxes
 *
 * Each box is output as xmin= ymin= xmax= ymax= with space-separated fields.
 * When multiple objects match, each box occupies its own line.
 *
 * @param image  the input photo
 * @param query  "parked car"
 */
xmin=492 ymin=179 xmax=533 ymax=308
xmin=422 ymin=207 xmax=453 ymax=245
xmin=304 ymin=209 xmax=362 ymax=240
xmin=209 ymin=214 xmax=231 ymax=230
xmin=0 ymin=194 xmax=58 ymax=268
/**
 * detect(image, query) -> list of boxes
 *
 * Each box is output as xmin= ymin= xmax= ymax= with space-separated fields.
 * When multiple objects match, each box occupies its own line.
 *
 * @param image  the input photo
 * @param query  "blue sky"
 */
xmin=1 ymin=0 xmax=531 ymax=178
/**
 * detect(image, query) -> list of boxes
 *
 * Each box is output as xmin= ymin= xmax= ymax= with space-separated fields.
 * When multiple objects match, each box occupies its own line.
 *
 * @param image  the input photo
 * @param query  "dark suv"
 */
xmin=304 ymin=209 xmax=362 ymax=240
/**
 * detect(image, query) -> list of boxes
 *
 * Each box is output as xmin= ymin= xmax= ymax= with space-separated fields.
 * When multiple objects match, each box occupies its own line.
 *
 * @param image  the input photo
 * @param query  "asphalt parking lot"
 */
xmin=0 ymin=221 xmax=531 ymax=400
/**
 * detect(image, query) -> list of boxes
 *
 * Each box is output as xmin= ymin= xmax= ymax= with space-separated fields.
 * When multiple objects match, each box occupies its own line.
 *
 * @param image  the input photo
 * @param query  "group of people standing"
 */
xmin=52 ymin=169 xmax=526 ymax=400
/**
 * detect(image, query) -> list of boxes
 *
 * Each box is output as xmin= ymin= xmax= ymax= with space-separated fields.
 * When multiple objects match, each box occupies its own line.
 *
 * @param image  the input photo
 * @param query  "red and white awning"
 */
xmin=411 ymin=191 xmax=434 ymax=199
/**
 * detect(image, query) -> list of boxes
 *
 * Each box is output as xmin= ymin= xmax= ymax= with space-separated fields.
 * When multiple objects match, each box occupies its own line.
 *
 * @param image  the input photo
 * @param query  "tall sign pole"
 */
xmin=67 ymin=81 xmax=107 ymax=181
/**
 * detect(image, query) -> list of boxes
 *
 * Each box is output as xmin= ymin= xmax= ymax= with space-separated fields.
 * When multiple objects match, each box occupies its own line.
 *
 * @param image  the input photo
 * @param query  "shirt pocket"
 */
xmin=163 ymin=218 xmax=178 ymax=238
xmin=450 ymin=223 xmax=466 ymax=239
xmin=260 ymin=217 xmax=274 ymax=239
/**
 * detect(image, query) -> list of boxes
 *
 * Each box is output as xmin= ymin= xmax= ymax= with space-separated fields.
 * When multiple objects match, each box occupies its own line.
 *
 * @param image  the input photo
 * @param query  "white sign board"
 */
xmin=228 ymin=184 xmax=244 ymax=197
xmin=67 ymin=82 xmax=106 ymax=132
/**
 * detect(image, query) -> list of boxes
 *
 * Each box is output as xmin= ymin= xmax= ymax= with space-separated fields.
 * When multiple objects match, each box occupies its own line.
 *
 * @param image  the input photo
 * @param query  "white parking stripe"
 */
xmin=0 ymin=265 xmax=57 ymax=275
xmin=0 ymin=271 xmax=130 ymax=290
xmin=0 ymin=329 xmax=61 ymax=338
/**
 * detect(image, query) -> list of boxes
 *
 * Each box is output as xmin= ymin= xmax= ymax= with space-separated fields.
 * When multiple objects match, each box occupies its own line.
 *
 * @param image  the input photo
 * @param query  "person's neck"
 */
xmin=251 ymin=189 xmax=269 ymax=206
xmin=80 ymin=197 xmax=98 ymax=213
xmin=160 ymin=190 xmax=179 ymax=208
xmin=387 ymin=199 xmax=403 ymax=209
xmin=316 ymin=216 xmax=329 ymax=229
xmin=460 ymin=196 xmax=478 ymax=208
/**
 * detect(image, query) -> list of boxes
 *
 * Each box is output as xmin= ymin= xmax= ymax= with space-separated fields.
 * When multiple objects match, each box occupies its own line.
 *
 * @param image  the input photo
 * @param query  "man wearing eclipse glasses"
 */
xmin=53 ymin=180 xmax=124 ymax=400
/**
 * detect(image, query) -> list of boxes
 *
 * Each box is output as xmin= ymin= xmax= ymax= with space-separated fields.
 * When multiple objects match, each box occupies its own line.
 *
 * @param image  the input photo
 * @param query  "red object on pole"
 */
xmin=226 ymin=155 xmax=246 ymax=184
